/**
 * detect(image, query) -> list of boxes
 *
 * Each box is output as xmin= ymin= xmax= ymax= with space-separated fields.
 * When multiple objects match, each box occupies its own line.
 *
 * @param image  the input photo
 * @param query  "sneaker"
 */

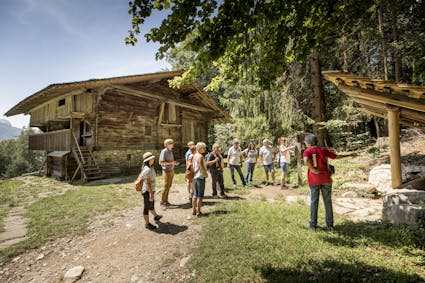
xmin=145 ymin=223 xmax=157 ymax=230
xmin=272 ymin=182 xmax=276 ymax=186
xmin=192 ymin=210 xmax=197 ymax=215
xmin=165 ymin=202 xmax=172 ymax=206
xmin=196 ymin=212 xmax=203 ymax=217
xmin=232 ymin=184 xmax=237 ymax=188
xmin=154 ymin=215 xmax=163 ymax=221
xmin=211 ymin=194 xmax=218 ymax=199
xmin=219 ymin=194 xmax=226 ymax=198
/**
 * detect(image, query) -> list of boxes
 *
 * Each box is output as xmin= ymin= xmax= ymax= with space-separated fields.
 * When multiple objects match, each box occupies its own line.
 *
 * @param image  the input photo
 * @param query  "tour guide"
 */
xmin=159 ymin=138 xmax=179 ymax=207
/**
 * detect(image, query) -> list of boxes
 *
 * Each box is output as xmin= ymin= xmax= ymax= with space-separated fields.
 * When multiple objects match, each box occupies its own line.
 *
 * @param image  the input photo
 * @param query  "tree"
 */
xmin=0 ymin=129 xmax=44 ymax=178
xmin=127 ymin=0 xmax=379 ymax=146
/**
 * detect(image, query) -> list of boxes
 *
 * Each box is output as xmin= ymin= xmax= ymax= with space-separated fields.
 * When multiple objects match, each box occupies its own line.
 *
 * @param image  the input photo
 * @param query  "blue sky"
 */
xmin=0 ymin=0 xmax=170 ymax=128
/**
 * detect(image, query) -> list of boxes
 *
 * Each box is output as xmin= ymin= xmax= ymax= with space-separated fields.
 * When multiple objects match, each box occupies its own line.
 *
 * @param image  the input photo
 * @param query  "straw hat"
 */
xmin=143 ymin=152 xmax=155 ymax=163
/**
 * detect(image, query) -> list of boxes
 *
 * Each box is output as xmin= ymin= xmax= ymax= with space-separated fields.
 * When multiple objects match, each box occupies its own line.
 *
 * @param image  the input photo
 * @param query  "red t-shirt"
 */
xmin=303 ymin=146 xmax=337 ymax=186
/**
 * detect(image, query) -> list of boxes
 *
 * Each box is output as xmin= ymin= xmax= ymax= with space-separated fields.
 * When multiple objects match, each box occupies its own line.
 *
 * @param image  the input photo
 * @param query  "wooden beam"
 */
xmin=158 ymin=102 xmax=165 ymax=127
xmin=339 ymin=84 xmax=425 ymax=113
xmin=160 ymin=123 xmax=182 ymax=127
xmin=110 ymin=85 xmax=213 ymax=113
xmin=387 ymin=105 xmax=402 ymax=189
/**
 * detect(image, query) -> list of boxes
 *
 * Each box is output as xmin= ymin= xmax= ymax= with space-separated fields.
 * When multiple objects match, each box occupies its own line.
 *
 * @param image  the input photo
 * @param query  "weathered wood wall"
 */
xmin=29 ymin=93 xmax=94 ymax=128
xmin=93 ymin=89 xmax=208 ymax=170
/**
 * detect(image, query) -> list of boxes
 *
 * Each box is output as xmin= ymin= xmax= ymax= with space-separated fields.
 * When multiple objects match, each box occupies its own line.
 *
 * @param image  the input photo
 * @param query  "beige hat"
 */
xmin=233 ymin=138 xmax=239 ymax=144
xmin=263 ymin=138 xmax=271 ymax=144
xmin=143 ymin=152 xmax=155 ymax=163
xmin=164 ymin=138 xmax=174 ymax=147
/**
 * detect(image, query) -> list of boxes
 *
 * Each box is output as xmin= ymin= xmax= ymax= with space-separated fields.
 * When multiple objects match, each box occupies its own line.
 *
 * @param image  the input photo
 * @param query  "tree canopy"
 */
xmin=127 ymin=0 xmax=379 ymax=89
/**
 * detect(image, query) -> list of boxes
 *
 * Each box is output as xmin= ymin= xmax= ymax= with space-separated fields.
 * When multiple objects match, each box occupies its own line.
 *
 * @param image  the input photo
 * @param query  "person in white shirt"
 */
xmin=227 ymin=139 xmax=247 ymax=187
xmin=278 ymin=137 xmax=294 ymax=189
xmin=259 ymin=138 xmax=276 ymax=186
xmin=193 ymin=142 xmax=208 ymax=216
xmin=243 ymin=141 xmax=258 ymax=185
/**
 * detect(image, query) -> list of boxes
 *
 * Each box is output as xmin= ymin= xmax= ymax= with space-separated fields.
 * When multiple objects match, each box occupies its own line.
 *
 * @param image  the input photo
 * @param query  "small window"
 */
xmin=58 ymin=99 xmax=66 ymax=106
xmin=145 ymin=126 xmax=152 ymax=136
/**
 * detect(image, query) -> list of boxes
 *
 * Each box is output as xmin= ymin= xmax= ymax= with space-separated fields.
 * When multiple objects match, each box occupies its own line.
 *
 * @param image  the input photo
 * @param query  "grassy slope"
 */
xmin=190 ymin=201 xmax=425 ymax=282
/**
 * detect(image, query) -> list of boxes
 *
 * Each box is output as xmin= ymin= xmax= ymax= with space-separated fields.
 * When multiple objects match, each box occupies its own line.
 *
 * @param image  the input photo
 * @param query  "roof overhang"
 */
xmin=322 ymin=71 xmax=425 ymax=129
xmin=5 ymin=70 xmax=231 ymax=123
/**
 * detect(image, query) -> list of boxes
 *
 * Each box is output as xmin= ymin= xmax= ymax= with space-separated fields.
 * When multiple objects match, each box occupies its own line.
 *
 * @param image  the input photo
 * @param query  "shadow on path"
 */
xmin=154 ymin=222 xmax=188 ymax=235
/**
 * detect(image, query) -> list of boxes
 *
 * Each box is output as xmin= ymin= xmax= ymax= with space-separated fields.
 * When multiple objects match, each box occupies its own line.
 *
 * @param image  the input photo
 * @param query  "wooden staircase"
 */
xmin=71 ymin=134 xmax=104 ymax=182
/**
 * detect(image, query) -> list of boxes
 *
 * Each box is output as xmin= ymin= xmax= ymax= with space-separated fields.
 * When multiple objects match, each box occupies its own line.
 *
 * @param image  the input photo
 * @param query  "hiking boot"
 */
xmin=154 ymin=215 xmax=163 ymax=221
xmin=145 ymin=223 xmax=157 ymax=230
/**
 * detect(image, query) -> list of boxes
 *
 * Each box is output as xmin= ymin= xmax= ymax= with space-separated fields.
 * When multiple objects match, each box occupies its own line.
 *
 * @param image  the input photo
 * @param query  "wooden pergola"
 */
xmin=322 ymin=71 xmax=425 ymax=189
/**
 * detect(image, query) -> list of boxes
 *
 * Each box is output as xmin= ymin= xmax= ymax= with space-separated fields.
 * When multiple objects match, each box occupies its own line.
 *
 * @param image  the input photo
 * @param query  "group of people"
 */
xmin=227 ymin=137 xmax=294 ymax=189
xmin=139 ymin=135 xmax=355 ymax=231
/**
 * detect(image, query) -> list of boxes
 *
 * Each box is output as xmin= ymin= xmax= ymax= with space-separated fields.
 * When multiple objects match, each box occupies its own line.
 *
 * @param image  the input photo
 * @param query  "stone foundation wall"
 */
xmin=93 ymin=149 xmax=162 ymax=175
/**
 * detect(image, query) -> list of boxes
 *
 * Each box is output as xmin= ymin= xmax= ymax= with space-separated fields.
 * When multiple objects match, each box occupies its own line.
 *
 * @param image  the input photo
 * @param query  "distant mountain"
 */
xmin=0 ymin=119 xmax=22 ymax=141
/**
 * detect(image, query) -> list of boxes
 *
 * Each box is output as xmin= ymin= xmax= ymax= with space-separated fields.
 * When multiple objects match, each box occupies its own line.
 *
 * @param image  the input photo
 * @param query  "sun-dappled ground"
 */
xmin=0 ymin=136 xmax=425 ymax=282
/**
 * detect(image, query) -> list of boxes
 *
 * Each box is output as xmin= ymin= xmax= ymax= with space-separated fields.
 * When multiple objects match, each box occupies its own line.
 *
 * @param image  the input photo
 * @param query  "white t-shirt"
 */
xmin=227 ymin=146 xmax=243 ymax=165
xmin=193 ymin=153 xmax=207 ymax=179
xmin=141 ymin=166 xmax=156 ymax=194
xmin=279 ymin=146 xmax=291 ymax=164
xmin=259 ymin=145 xmax=274 ymax=165
xmin=243 ymin=148 xmax=258 ymax=163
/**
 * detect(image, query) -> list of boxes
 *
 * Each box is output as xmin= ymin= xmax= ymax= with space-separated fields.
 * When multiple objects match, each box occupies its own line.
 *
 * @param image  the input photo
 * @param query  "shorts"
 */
xmin=280 ymin=162 xmax=288 ymax=172
xmin=263 ymin=163 xmax=275 ymax=173
xmin=194 ymin=178 xmax=206 ymax=198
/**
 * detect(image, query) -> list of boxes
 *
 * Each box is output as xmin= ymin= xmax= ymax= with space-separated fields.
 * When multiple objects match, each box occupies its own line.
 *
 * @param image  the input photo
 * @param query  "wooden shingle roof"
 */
xmin=5 ymin=70 xmax=231 ymax=123
xmin=322 ymin=71 xmax=425 ymax=129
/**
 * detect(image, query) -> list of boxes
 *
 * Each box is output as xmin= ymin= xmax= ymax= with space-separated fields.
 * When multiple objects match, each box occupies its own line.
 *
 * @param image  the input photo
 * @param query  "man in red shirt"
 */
xmin=303 ymin=134 xmax=337 ymax=230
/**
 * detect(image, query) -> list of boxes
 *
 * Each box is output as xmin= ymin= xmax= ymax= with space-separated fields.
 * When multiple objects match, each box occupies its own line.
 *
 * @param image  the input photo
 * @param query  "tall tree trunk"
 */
xmin=374 ymin=116 xmax=381 ymax=138
xmin=342 ymin=36 xmax=349 ymax=72
xmin=378 ymin=6 xmax=389 ymax=81
xmin=309 ymin=51 xmax=329 ymax=147
xmin=391 ymin=6 xmax=401 ymax=82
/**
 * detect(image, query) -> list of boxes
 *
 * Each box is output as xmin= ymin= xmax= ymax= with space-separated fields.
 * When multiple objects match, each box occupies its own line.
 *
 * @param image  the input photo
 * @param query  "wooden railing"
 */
xmin=29 ymin=129 xmax=71 ymax=151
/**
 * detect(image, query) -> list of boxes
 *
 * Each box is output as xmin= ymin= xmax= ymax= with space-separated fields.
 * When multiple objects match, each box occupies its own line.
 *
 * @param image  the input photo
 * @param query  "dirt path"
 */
xmin=0 ymin=178 xmax=231 ymax=283
xmin=0 ymin=178 xmax=382 ymax=282
xmin=0 ymin=207 xmax=27 ymax=250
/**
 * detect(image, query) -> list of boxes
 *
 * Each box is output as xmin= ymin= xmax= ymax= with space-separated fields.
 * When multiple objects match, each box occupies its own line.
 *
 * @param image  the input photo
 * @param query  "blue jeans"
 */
xmin=309 ymin=184 xmax=333 ymax=228
xmin=194 ymin=178 xmax=206 ymax=198
xmin=245 ymin=162 xmax=255 ymax=183
xmin=229 ymin=165 xmax=246 ymax=186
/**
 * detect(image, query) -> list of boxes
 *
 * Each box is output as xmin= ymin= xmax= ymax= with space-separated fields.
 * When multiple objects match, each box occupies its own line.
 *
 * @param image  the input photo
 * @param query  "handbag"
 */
xmin=135 ymin=172 xmax=143 ymax=191
xmin=328 ymin=163 xmax=335 ymax=175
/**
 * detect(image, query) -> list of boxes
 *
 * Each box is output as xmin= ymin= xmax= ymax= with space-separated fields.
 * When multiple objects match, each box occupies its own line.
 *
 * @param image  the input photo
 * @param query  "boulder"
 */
xmin=369 ymin=164 xmax=425 ymax=193
xmin=64 ymin=266 xmax=85 ymax=282
xmin=382 ymin=189 xmax=425 ymax=226
xmin=368 ymin=164 xmax=392 ymax=193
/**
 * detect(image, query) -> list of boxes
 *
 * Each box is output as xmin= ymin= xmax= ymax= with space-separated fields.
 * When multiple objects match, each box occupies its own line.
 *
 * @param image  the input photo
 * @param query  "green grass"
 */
xmin=190 ymin=201 xmax=425 ymax=282
xmin=0 ymin=179 xmax=139 ymax=263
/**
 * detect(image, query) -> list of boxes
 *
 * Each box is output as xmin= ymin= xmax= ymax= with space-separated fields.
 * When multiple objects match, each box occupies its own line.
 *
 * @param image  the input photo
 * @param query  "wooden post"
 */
xmin=387 ymin=105 xmax=402 ymax=188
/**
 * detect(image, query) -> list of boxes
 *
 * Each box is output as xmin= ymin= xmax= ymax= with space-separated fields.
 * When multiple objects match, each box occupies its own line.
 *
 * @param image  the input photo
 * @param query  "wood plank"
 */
xmin=387 ymin=105 xmax=402 ymax=188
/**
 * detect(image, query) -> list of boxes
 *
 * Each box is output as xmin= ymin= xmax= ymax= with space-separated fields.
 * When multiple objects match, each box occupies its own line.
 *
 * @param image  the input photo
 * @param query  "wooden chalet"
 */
xmin=322 ymin=71 xmax=425 ymax=188
xmin=5 ymin=71 xmax=230 ymax=181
